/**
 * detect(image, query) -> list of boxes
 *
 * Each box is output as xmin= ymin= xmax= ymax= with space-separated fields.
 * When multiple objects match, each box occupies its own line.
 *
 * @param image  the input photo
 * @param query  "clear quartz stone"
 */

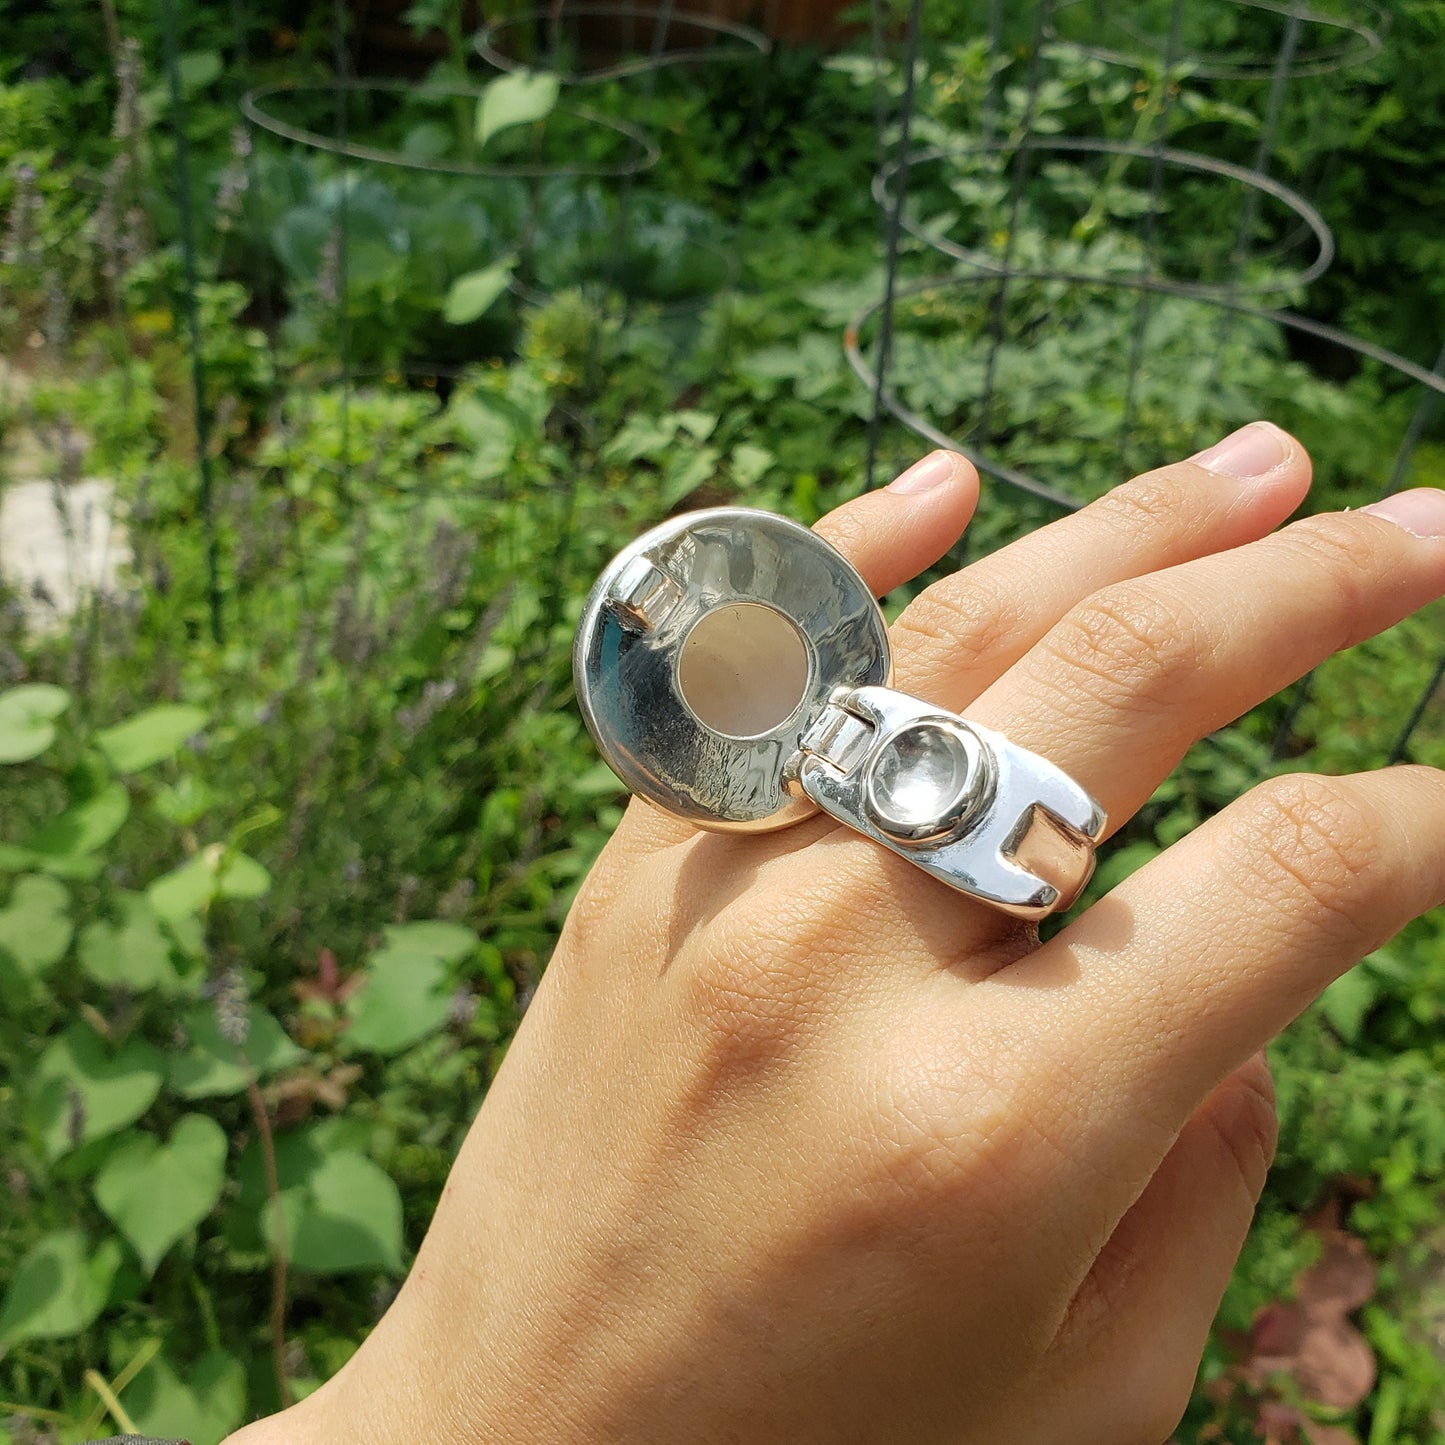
xmin=868 ymin=723 xmax=975 ymax=837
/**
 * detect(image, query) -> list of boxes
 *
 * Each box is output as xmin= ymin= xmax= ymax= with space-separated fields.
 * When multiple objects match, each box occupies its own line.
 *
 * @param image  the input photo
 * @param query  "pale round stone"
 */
xmin=677 ymin=602 xmax=809 ymax=739
xmin=867 ymin=722 xmax=977 ymax=838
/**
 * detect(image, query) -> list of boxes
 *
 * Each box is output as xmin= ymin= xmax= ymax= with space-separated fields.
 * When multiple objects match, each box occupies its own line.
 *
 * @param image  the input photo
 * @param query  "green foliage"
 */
xmin=2 ymin=10 xmax=1445 ymax=1443
xmin=0 ymin=1231 xmax=121 ymax=1347
xmin=95 ymin=1115 xmax=229 ymax=1275
xmin=0 ymin=684 xmax=69 ymax=763
xmin=443 ymin=257 xmax=517 ymax=326
xmin=474 ymin=71 xmax=561 ymax=149
xmin=95 ymin=704 xmax=208 ymax=773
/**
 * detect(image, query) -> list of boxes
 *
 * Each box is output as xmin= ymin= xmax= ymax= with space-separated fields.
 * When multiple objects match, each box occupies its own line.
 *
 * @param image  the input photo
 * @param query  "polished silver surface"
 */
xmin=791 ymin=686 xmax=1105 ymax=919
xmin=573 ymin=508 xmax=890 ymax=831
xmin=576 ymin=507 xmax=1106 ymax=914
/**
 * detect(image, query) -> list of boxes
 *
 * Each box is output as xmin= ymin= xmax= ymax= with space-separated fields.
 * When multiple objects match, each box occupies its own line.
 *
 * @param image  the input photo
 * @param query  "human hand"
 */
xmin=228 ymin=424 xmax=1445 ymax=1445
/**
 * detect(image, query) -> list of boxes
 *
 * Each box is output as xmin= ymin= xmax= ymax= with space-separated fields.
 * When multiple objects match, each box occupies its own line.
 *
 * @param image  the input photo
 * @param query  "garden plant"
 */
xmin=1 ymin=1 xmax=1444 ymax=1442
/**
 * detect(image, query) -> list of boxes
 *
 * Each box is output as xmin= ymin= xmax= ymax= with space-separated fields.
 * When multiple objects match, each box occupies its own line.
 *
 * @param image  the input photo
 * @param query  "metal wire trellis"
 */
xmin=43 ymin=0 xmax=1443 ymax=790
xmin=857 ymin=0 xmax=1445 ymax=768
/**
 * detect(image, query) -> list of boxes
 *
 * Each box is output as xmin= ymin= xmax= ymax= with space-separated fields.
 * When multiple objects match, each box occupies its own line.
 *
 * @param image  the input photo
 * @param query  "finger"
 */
xmin=962 ymin=492 xmax=1445 ymax=839
xmin=812 ymin=449 xmax=978 ymax=597
xmin=617 ymin=451 xmax=977 ymax=856
xmin=1006 ymin=764 xmax=1445 ymax=1211
xmin=789 ymin=490 xmax=1445 ymax=971
xmin=888 ymin=421 xmax=1310 ymax=710
xmin=1046 ymin=1054 xmax=1277 ymax=1445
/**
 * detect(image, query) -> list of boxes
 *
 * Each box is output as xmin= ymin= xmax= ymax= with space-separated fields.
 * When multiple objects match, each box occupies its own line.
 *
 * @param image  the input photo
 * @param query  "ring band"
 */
xmin=574 ymin=507 xmax=1106 ymax=919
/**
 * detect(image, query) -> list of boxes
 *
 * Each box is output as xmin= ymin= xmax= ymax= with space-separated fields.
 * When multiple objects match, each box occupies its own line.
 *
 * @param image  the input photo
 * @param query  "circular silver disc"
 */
xmin=574 ymin=508 xmax=892 ymax=831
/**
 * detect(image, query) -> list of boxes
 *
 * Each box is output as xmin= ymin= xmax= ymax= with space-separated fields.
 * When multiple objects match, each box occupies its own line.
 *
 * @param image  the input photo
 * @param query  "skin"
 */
xmin=227 ymin=424 xmax=1445 ymax=1445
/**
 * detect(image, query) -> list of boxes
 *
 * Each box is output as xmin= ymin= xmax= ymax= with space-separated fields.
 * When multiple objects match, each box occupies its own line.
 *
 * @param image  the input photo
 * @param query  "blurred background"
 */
xmin=1 ymin=2 xmax=1444 ymax=1440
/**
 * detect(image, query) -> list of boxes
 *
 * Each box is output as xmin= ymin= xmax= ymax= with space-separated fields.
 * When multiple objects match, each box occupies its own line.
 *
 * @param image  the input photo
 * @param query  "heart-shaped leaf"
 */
xmin=78 ymin=892 xmax=186 ymax=993
xmin=0 ymin=684 xmax=70 ymax=764
xmin=168 ymin=1004 xmax=305 ymax=1098
xmin=95 ymin=1114 xmax=228 ymax=1273
xmin=0 ymin=874 xmax=72 ymax=978
xmin=122 ymin=1347 xmax=245 ymax=1445
xmin=262 ymin=1148 xmax=404 ymax=1275
xmin=475 ymin=69 xmax=559 ymax=148
xmin=95 ymin=704 xmax=207 ymax=772
xmin=345 ymin=919 xmax=480 ymax=1055
xmin=148 ymin=844 xmax=271 ymax=922
xmin=382 ymin=920 xmax=479 ymax=963
xmin=346 ymin=947 xmax=452 ymax=1055
xmin=27 ymin=781 xmax=130 ymax=862
xmin=27 ymin=1025 xmax=165 ymax=1158
xmin=0 ymin=1229 xmax=121 ymax=1344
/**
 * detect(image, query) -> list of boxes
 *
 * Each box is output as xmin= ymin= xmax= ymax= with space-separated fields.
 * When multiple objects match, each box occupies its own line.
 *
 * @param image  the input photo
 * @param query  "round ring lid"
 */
xmin=574 ymin=508 xmax=892 ymax=831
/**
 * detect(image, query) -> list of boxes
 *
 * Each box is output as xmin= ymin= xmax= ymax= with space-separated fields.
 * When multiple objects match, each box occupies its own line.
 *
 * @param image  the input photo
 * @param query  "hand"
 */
xmin=228 ymin=425 xmax=1445 ymax=1445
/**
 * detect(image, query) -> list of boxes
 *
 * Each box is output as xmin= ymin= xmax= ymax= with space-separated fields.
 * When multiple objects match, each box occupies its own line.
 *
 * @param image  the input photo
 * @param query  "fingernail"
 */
xmin=1189 ymin=421 xmax=1291 ymax=480
xmin=888 ymin=450 xmax=957 ymax=494
xmin=1360 ymin=488 xmax=1445 ymax=538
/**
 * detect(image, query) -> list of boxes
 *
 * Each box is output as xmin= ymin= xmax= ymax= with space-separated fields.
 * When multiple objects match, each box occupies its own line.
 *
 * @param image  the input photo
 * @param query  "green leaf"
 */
xmin=443 ymin=257 xmax=516 ymax=325
xmin=674 ymin=409 xmax=718 ymax=442
xmin=148 ymin=844 xmax=271 ymax=922
xmin=0 ymin=1230 xmax=121 ymax=1344
xmin=78 ymin=893 xmax=184 ymax=993
xmin=0 ymin=875 xmax=71 ymax=977
xmin=731 ymin=443 xmax=775 ymax=488
xmin=1321 ymin=967 xmax=1379 ymax=1044
xmin=94 ymin=1115 xmax=228 ymax=1273
xmin=95 ymin=704 xmax=207 ymax=773
xmin=177 ymin=50 xmax=222 ymax=94
xmin=0 ymin=684 xmax=70 ymax=764
xmin=401 ymin=120 xmax=453 ymax=161
xmin=123 ymin=1348 xmax=245 ymax=1445
xmin=661 ymin=445 xmax=720 ymax=507
xmin=27 ymin=1025 xmax=165 ymax=1158
xmin=168 ymin=1005 xmax=305 ymax=1099
xmin=475 ymin=69 xmax=559 ymax=148
xmin=381 ymin=920 xmax=479 ymax=963
xmin=27 ymin=781 xmax=129 ymax=861
xmin=346 ymin=947 xmax=453 ymax=1055
xmin=262 ymin=1149 xmax=405 ymax=1274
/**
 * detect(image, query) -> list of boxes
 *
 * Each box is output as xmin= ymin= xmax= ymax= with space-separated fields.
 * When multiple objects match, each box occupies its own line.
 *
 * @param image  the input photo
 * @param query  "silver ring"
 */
xmin=574 ymin=508 xmax=1106 ymax=919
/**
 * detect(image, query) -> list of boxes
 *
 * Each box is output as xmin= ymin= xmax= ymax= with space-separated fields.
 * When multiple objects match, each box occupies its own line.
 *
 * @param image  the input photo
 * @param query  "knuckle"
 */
xmin=1273 ymin=513 xmax=1374 ymax=649
xmin=682 ymin=891 xmax=838 ymax=1054
xmin=893 ymin=573 xmax=1028 ymax=681
xmin=871 ymin=1042 xmax=1032 ymax=1211
xmin=1128 ymin=1379 xmax=1193 ymax=1445
xmin=1064 ymin=1325 xmax=1197 ymax=1445
xmin=1232 ymin=775 xmax=1382 ymax=941
xmin=1089 ymin=466 xmax=1193 ymax=535
xmin=1045 ymin=583 xmax=1206 ymax=717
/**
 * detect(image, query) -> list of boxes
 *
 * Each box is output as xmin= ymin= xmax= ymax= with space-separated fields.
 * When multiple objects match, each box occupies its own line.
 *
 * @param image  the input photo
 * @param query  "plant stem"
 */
xmin=83 ymin=1368 xmax=138 ymax=1434
xmin=246 ymin=1066 xmax=294 ymax=1409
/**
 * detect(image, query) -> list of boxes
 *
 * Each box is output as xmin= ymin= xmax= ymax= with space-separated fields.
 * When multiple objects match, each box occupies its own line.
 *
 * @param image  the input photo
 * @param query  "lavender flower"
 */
xmin=111 ymin=38 xmax=143 ymax=146
xmin=207 ymin=966 xmax=251 ymax=1047
xmin=1 ymin=163 xmax=40 ymax=268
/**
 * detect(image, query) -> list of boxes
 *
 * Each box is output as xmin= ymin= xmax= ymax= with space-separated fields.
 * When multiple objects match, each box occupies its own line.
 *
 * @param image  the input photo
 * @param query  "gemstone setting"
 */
xmin=864 ymin=719 xmax=992 ymax=843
